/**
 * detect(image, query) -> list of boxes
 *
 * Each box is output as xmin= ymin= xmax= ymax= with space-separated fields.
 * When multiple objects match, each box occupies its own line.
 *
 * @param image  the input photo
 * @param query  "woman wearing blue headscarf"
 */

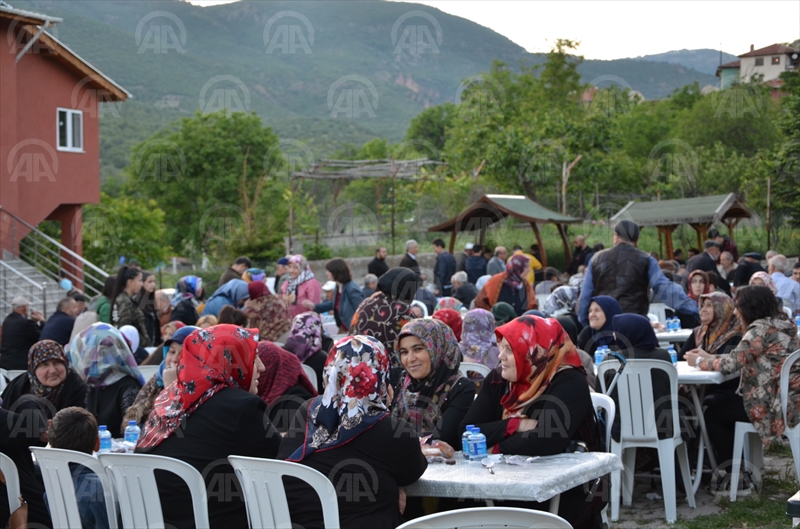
xmin=576 ymin=295 xmax=622 ymax=356
xmin=201 ymin=279 xmax=249 ymax=317
xmin=170 ymin=276 xmax=203 ymax=326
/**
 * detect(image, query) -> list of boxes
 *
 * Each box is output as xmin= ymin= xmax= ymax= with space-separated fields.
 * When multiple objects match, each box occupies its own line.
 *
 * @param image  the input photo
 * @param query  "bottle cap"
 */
xmin=128 ymin=420 xmax=137 ymax=426
xmin=99 ymin=425 xmax=107 ymax=431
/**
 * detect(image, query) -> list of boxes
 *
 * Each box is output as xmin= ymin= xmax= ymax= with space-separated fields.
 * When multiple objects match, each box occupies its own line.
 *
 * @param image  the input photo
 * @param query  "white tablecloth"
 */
xmin=676 ymin=361 xmax=738 ymax=385
xmin=405 ymin=452 xmax=622 ymax=504
xmin=655 ymin=329 xmax=693 ymax=344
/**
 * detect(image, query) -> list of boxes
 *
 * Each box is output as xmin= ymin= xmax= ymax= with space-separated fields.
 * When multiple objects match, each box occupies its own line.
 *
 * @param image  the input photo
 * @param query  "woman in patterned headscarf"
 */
xmin=1 ymin=340 xmax=87 ymax=412
xmin=169 ymin=275 xmax=203 ymax=326
xmin=431 ymin=308 xmax=463 ymax=341
xmin=280 ymin=254 xmax=322 ymax=319
xmin=436 ymin=297 xmax=463 ymax=312
xmin=459 ymin=308 xmax=500 ymax=370
xmin=459 ymin=315 xmax=602 ymax=528
xmin=474 ymin=253 xmax=537 ymax=315
xmin=243 ymin=280 xmax=291 ymax=342
xmin=393 ymin=319 xmax=475 ymax=447
xmin=279 ymin=335 xmax=427 ymax=529
xmin=256 ymin=341 xmax=318 ymax=433
xmin=282 ymin=312 xmax=332 ymax=391
xmin=67 ymin=323 xmax=145 ymax=438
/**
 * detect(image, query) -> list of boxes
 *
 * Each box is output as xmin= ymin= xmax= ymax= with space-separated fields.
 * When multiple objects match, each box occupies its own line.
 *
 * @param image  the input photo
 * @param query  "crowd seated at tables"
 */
xmin=1 ymin=230 xmax=800 ymax=529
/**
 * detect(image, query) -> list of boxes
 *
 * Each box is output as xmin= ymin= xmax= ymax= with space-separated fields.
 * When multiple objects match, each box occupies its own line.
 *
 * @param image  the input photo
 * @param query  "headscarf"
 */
xmin=247 ymin=280 xmax=271 ymax=300
xmin=749 ymin=271 xmax=778 ymax=296
xmin=67 ymin=323 xmax=145 ymax=388
xmin=688 ymin=270 xmax=710 ymax=300
xmin=212 ymin=279 xmax=250 ymax=305
xmin=432 ymin=308 xmax=463 ymax=341
xmin=256 ymin=341 xmax=317 ymax=406
xmin=410 ymin=300 xmax=429 ymax=318
xmin=611 ymin=314 xmax=658 ymax=352
xmin=495 ymin=315 xmax=584 ymax=418
xmin=392 ymin=319 xmax=463 ymax=433
xmin=244 ymin=280 xmax=291 ymax=342
xmin=350 ymin=286 xmax=416 ymax=365
xmin=589 ymin=295 xmax=622 ymax=348
xmin=243 ymin=268 xmax=266 ymax=283
xmin=504 ymin=253 xmax=530 ymax=290
xmin=475 ymin=274 xmax=492 ymax=292
xmin=171 ymin=276 xmax=203 ymax=308
xmin=378 ymin=268 xmax=420 ymax=304
xmin=287 ymin=335 xmax=390 ymax=461
xmin=27 ymin=340 xmax=69 ymax=404
xmin=492 ymin=302 xmax=517 ymax=325
xmin=283 ymin=312 xmax=324 ymax=363
xmin=693 ymin=292 xmax=743 ymax=355
xmin=436 ymin=297 xmax=464 ymax=312
xmin=285 ymin=255 xmax=314 ymax=296
xmin=137 ymin=325 xmax=260 ymax=449
xmin=459 ymin=309 xmax=500 ymax=369
xmin=155 ymin=325 xmax=199 ymax=389
xmin=542 ymin=286 xmax=579 ymax=317
xmin=119 ymin=325 xmax=140 ymax=353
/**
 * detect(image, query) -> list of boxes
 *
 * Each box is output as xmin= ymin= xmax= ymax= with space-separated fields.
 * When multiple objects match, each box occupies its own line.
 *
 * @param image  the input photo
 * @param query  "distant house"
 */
xmin=716 ymin=43 xmax=800 ymax=98
xmin=0 ymin=2 xmax=129 ymax=264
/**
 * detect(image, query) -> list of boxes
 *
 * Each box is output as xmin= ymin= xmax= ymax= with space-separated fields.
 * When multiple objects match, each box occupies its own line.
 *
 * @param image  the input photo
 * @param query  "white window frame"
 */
xmin=56 ymin=108 xmax=84 ymax=153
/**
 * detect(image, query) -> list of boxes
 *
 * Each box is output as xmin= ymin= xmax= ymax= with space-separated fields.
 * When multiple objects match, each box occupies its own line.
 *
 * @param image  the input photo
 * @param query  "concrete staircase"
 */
xmin=0 ymin=257 xmax=65 ymax=320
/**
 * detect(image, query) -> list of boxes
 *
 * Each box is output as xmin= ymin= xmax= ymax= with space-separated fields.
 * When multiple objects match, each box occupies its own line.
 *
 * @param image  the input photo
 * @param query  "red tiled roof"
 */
xmin=739 ymin=43 xmax=798 ymax=58
xmin=719 ymin=60 xmax=740 ymax=69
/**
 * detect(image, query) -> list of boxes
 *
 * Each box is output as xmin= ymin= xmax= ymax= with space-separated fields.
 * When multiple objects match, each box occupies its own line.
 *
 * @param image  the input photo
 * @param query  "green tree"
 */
xmin=403 ymin=102 xmax=457 ymax=159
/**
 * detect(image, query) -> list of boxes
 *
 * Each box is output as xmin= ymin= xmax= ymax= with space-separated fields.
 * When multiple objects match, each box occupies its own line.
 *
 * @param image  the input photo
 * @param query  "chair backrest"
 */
xmin=648 ymin=303 xmax=668 ymax=324
xmin=780 ymin=349 xmax=800 ymax=430
xmin=301 ymin=364 xmax=318 ymax=391
xmin=395 ymin=506 xmax=572 ymax=529
xmin=597 ymin=359 xmax=680 ymax=443
xmin=137 ymin=365 xmax=160 ymax=383
xmin=227 ymin=456 xmax=339 ymax=529
xmin=31 ymin=447 xmax=118 ymax=529
xmin=5 ymin=370 xmax=26 ymax=381
xmin=783 ymin=305 xmax=793 ymax=319
xmin=459 ymin=362 xmax=492 ymax=379
xmin=98 ymin=453 xmax=209 ymax=529
xmin=591 ymin=392 xmax=616 ymax=452
xmin=0 ymin=453 xmax=22 ymax=514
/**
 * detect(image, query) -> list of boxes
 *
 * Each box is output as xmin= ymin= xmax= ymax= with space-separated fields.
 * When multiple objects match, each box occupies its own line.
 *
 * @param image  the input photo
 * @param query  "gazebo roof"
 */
xmin=428 ymin=194 xmax=580 ymax=233
xmin=610 ymin=193 xmax=751 ymax=227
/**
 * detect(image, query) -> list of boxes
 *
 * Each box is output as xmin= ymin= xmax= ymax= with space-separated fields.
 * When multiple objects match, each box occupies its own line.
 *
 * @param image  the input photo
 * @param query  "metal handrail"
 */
xmin=0 ymin=260 xmax=44 ymax=289
xmin=0 ymin=260 xmax=48 ymax=317
xmin=18 ymin=237 xmax=106 ymax=289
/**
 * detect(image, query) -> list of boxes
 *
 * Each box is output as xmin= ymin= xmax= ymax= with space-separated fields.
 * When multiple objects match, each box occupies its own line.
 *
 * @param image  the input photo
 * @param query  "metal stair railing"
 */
xmin=0 ymin=207 xmax=109 ymax=298
xmin=0 ymin=260 xmax=48 ymax=318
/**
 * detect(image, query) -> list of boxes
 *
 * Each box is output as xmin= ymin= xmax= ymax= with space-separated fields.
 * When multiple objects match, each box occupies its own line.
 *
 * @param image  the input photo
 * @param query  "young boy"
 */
xmin=47 ymin=407 xmax=110 ymax=529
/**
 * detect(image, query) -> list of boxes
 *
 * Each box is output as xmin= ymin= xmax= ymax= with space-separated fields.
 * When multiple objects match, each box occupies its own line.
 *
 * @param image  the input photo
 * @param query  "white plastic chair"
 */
xmin=395 ymin=506 xmax=572 ymax=529
xmin=98 ymin=453 xmax=209 ymax=529
xmin=781 ymin=349 xmax=800 ymax=483
xmin=0 ymin=453 xmax=22 ymax=515
xmin=459 ymin=362 xmax=492 ymax=379
xmin=301 ymin=364 xmax=318 ymax=391
xmin=783 ymin=305 xmax=793 ymax=319
xmin=591 ymin=392 xmax=616 ymax=453
xmin=648 ymin=303 xmax=668 ymax=324
xmin=31 ymin=447 xmax=118 ymax=529
xmin=5 ymin=370 xmax=26 ymax=381
xmin=598 ymin=359 xmax=695 ymax=524
xmin=728 ymin=421 xmax=764 ymax=501
xmin=137 ymin=365 xmax=160 ymax=382
xmin=227 ymin=456 xmax=339 ymax=529
xmin=0 ymin=369 xmax=8 ymax=393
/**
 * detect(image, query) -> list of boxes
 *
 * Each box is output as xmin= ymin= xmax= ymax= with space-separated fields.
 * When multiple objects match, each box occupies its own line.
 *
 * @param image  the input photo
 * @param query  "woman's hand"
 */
xmin=517 ymin=419 xmax=538 ymax=432
xmin=301 ymin=299 xmax=315 ymax=310
xmin=163 ymin=364 xmax=178 ymax=387
xmin=398 ymin=486 xmax=407 ymax=515
xmin=685 ymin=349 xmax=712 ymax=367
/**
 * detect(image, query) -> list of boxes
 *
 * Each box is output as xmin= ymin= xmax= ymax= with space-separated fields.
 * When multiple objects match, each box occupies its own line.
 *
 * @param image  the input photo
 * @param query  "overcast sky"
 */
xmin=186 ymin=0 xmax=800 ymax=60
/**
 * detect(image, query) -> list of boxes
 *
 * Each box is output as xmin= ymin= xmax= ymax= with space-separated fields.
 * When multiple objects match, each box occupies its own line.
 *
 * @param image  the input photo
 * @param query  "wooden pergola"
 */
xmin=611 ymin=193 xmax=752 ymax=259
xmin=427 ymin=194 xmax=581 ymax=268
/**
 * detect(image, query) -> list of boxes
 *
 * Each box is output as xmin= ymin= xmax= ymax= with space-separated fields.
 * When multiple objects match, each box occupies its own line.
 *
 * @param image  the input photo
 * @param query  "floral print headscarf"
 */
xmin=459 ymin=309 xmax=500 ymax=369
xmin=542 ymin=286 xmax=579 ymax=317
xmin=287 ymin=335 xmax=391 ymax=461
xmin=749 ymin=271 xmax=778 ymax=296
xmin=694 ymin=292 xmax=743 ymax=355
xmin=392 ymin=319 xmax=463 ymax=435
xmin=27 ymin=340 xmax=69 ymax=404
xmin=67 ymin=323 xmax=145 ymax=389
xmin=436 ymin=297 xmax=464 ymax=312
xmin=283 ymin=312 xmax=324 ymax=363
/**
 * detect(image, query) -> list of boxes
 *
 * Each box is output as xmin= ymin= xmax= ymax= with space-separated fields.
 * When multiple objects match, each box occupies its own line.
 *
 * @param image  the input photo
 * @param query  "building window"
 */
xmin=57 ymin=108 xmax=83 ymax=152
xmin=755 ymin=57 xmax=764 ymax=66
xmin=772 ymin=56 xmax=781 ymax=65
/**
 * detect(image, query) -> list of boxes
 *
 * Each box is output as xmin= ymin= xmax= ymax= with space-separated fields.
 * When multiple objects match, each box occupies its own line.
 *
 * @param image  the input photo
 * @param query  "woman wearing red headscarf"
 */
xmin=256 ymin=341 xmax=318 ymax=433
xmin=473 ymin=253 xmax=537 ymax=315
xmin=136 ymin=324 xmax=282 ymax=529
xmin=431 ymin=307 xmax=463 ymax=341
xmin=459 ymin=315 xmax=603 ymax=529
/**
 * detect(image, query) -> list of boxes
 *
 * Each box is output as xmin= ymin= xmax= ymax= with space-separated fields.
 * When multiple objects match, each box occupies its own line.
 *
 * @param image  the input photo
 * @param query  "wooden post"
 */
xmin=530 ymin=222 xmax=547 ymax=268
xmin=479 ymin=223 xmax=487 ymax=247
xmin=724 ymin=217 xmax=741 ymax=243
xmin=557 ymin=223 xmax=572 ymax=265
xmin=448 ymin=229 xmax=456 ymax=254
xmin=659 ymin=225 xmax=677 ymax=259
xmin=690 ymin=222 xmax=710 ymax=251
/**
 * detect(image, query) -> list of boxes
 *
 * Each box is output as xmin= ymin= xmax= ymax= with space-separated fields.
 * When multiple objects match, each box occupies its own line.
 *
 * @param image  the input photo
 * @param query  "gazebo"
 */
xmin=427 ymin=194 xmax=581 ymax=267
xmin=611 ymin=193 xmax=752 ymax=259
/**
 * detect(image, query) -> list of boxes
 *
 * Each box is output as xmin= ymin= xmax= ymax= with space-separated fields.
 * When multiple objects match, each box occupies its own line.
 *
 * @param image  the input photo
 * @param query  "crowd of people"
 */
xmin=0 ymin=221 xmax=799 ymax=529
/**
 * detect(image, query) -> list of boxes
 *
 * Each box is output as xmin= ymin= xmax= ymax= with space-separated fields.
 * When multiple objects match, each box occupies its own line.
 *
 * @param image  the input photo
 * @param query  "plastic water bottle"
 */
xmin=98 ymin=425 xmax=112 ymax=453
xmin=667 ymin=317 xmax=676 ymax=332
xmin=594 ymin=345 xmax=606 ymax=365
xmin=124 ymin=420 xmax=141 ymax=445
xmin=795 ymin=315 xmax=800 ymax=331
xmin=668 ymin=346 xmax=678 ymax=365
xmin=674 ymin=317 xmax=682 ymax=332
xmin=468 ymin=428 xmax=488 ymax=460
xmin=462 ymin=425 xmax=475 ymax=459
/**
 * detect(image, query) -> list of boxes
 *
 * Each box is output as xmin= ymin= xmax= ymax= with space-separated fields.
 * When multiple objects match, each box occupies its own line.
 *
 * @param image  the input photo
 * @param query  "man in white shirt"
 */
xmin=769 ymin=254 xmax=800 ymax=314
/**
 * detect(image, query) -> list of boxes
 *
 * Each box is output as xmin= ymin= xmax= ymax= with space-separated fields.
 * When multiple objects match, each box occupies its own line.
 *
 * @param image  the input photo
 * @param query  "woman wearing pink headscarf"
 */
xmin=280 ymin=254 xmax=322 ymax=319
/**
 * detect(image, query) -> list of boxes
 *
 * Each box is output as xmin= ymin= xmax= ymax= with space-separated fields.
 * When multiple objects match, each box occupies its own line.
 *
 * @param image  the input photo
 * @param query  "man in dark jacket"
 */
xmin=733 ymin=253 xmax=765 ymax=287
xmin=432 ymin=239 xmax=456 ymax=297
xmin=451 ymin=271 xmax=478 ymax=308
xmin=399 ymin=240 xmax=422 ymax=276
xmin=0 ymin=297 xmax=44 ymax=370
xmin=367 ymin=247 xmax=389 ymax=278
xmin=464 ymin=245 xmax=487 ymax=285
xmin=686 ymin=240 xmax=721 ymax=275
xmin=39 ymin=297 xmax=77 ymax=346
xmin=567 ymin=235 xmax=591 ymax=276
xmin=218 ymin=256 xmax=251 ymax=287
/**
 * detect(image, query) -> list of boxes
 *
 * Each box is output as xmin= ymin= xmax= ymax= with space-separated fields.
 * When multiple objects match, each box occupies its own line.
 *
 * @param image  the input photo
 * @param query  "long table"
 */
xmin=405 ymin=452 xmax=622 ymax=514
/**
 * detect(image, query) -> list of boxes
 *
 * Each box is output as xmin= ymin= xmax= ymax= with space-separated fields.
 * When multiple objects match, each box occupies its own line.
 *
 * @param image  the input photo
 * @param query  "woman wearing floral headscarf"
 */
xmin=436 ymin=297 xmax=464 ymax=312
xmin=137 ymin=324 xmax=281 ymax=529
xmin=750 ymin=271 xmax=779 ymax=296
xmin=459 ymin=315 xmax=602 ymax=528
xmin=282 ymin=312 xmax=333 ymax=391
xmin=431 ymin=307 xmax=463 ymax=341
xmin=459 ymin=308 xmax=500 ymax=370
xmin=1 ymin=340 xmax=87 ymax=412
xmin=280 ymin=254 xmax=322 ymax=319
xmin=67 ymin=323 xmax=145 ymax=438
xmin=243 ymin=280 xmax=291 ymax=342
xmin=393 ymin=320 xmax=476 ymax=447
xmin=474 ymin=253 xmax=537 ymax=315
xmin=279 ymin=335 xmax=427 ymax=529
xmin=169 ymin=275 xmax=203 ymax=326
